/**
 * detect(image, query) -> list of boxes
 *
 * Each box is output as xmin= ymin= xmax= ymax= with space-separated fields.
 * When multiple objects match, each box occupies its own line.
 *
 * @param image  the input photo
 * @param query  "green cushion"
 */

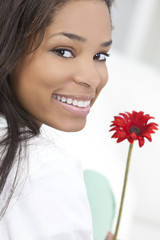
xmin=84 ymin=170 xmax=115 ymax=240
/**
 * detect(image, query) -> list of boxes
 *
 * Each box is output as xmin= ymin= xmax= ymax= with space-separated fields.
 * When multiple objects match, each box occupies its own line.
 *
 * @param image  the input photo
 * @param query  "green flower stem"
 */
xmin=113 ymin=143 xmax=134 ymax=240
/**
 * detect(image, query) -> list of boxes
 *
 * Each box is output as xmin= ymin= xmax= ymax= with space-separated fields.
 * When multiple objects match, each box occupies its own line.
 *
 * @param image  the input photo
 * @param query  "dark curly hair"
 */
xmin=0 ymin=0 xmax=114 ymax=219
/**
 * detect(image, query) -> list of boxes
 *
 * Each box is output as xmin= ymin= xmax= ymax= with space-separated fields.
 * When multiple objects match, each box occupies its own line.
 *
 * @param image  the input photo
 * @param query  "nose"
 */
xmin=73 ymin=61 xmax=104 ymax=89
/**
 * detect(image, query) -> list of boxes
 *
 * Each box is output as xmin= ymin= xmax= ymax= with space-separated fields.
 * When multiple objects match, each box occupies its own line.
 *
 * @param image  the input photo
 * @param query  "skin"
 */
xmin=10 ymin=0 xmax=112 ymax=132
xmin=106 ymin=232 xmax=114 ymax=240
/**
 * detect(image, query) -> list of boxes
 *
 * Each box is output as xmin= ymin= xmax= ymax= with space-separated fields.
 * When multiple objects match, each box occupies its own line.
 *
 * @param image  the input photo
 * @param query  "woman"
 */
xmin=0 ymin=0 xmax=114 ymax=239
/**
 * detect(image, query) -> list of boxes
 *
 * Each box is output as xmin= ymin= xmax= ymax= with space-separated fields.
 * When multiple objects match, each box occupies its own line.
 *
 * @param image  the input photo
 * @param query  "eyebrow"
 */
xmin=53 ymin=32 xmax=112 ymax=47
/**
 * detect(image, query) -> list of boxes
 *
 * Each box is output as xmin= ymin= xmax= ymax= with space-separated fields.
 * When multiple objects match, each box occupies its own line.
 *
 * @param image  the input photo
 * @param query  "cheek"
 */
xmin=91 ymin=67 xmax=108 ymax=107
xmin=11 ymin=59 xmax=74 ymax=110
xmin=97 ymin=66 xmax=109 ymax=94
xmin=33 ymin=58 xmax=74 ymax=89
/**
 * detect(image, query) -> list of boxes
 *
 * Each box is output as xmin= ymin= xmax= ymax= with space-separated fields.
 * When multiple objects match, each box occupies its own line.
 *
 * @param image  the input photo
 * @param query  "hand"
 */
xmin=105 ymin=231 xmax=114 ymax=240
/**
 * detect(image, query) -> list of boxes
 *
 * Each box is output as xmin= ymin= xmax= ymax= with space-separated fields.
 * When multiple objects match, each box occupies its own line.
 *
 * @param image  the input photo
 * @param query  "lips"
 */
xmin=52 ymin=94 xmax=92 ymax=108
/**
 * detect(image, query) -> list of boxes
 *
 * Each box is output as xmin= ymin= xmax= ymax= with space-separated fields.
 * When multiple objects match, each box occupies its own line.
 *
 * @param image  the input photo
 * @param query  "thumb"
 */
xmin=105 ymin=231 xmax=114 ymax=240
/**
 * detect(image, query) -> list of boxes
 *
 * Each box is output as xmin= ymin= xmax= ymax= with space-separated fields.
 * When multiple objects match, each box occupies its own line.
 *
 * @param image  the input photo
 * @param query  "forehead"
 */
xmin=45 ymin=0 xmax=111 ymax=41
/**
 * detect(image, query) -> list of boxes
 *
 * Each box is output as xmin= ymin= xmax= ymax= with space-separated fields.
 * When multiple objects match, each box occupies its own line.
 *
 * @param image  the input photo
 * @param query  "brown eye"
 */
xmin=52 ymin=48 xmax=74 ymax=58
xmin=94 ymin=52 xmax=110 ymax=61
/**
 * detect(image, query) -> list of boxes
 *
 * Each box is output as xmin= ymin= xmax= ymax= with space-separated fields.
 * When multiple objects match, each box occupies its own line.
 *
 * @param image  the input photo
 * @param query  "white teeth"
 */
xmin=67 ymin=98 xmax=72 ymax=104
xmin=77 ymin=101 xmax=84 ymax=107
xmin=53 ymin=94 xmax=91 ymax=108
xmin=73 ymin=100 xmax=78 ymax=106
xmin=84 ymin=101 xmax=90 ymax=107
xmin=61 ymin=97 xmax=66 ymax=103
xmin=57 ymin=95 xmax=61 ymax=101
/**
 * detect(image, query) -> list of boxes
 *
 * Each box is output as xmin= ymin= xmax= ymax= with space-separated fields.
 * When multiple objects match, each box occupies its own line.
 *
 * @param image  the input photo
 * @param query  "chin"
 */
xmin=61 ymin=122 xmax=86 ymax=132
xmin=40 ymin=113 xmax=88 ymax=132
xmin=65 ymin=125 xmax=86 ymax=132
xmin=51 ymin=118 xmax=87 ymax=133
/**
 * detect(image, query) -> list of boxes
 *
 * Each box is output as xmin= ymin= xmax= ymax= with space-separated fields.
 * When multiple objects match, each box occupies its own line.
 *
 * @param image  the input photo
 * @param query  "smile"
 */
xmin=52 ymin=94 xmax=91 ymax=108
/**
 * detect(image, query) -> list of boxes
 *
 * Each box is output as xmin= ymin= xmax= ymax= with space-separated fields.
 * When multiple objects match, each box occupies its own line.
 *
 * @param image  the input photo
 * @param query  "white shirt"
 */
xmin=0 ymin=116 xmax=93 ymax=240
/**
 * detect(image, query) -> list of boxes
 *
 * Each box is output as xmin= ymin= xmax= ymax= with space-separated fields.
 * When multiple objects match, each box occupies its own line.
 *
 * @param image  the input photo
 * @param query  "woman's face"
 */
xmin=11 ymin=0 xmax=112 ymax=132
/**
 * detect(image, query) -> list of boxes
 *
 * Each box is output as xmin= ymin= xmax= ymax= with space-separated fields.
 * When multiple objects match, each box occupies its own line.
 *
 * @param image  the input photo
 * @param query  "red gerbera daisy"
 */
xmin=110 ymin=111 xmax=158 ymax=147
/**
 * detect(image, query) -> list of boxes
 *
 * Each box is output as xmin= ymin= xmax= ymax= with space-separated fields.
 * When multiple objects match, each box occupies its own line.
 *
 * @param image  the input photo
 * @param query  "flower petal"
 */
xmin=109 ymin=111 xmax=158 ymax=147
xmin=138 ymin=137 xmax=145 ymax=147
xmin=113 ymin=116 xmax=125 ymax=127
xmin=130 ymin=132 xmax=138 ymax=140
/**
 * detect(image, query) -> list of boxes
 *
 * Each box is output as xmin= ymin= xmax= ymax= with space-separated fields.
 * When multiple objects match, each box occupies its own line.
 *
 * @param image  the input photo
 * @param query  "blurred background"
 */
xmin=46 ymin=1 xmax=160 ymax=239
xmin=111 ymin=0 xmax=160 ymax=70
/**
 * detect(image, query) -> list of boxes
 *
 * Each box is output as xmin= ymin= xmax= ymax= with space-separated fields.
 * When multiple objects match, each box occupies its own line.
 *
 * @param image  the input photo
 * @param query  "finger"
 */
xmin=105 ymin=231 xmax=114 ymax=240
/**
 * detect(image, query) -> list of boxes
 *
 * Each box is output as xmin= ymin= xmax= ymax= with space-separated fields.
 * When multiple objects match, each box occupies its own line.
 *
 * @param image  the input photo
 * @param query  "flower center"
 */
xmin=129 ymin=126 xmax=141 ymax=135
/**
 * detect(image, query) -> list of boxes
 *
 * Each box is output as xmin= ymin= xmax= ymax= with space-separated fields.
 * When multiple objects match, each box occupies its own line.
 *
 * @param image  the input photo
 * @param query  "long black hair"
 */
xmin=0 ymin=0 xmax=114 ymax=219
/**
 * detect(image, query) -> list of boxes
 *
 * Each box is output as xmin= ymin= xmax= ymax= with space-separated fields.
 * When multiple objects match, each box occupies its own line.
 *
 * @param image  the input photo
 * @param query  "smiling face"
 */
xmin=10 ymin=0 xmax=112 ymax=132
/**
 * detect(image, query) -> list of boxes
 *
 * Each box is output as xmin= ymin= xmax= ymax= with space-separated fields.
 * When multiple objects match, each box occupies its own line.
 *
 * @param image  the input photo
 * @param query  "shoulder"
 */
xmin=27 ymin=124 xmax=83 ymax=178
xmin=0 ymin=122 xmax=93 ymax=239
xmin=0 ymin=118 xmax=84 ymax=199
